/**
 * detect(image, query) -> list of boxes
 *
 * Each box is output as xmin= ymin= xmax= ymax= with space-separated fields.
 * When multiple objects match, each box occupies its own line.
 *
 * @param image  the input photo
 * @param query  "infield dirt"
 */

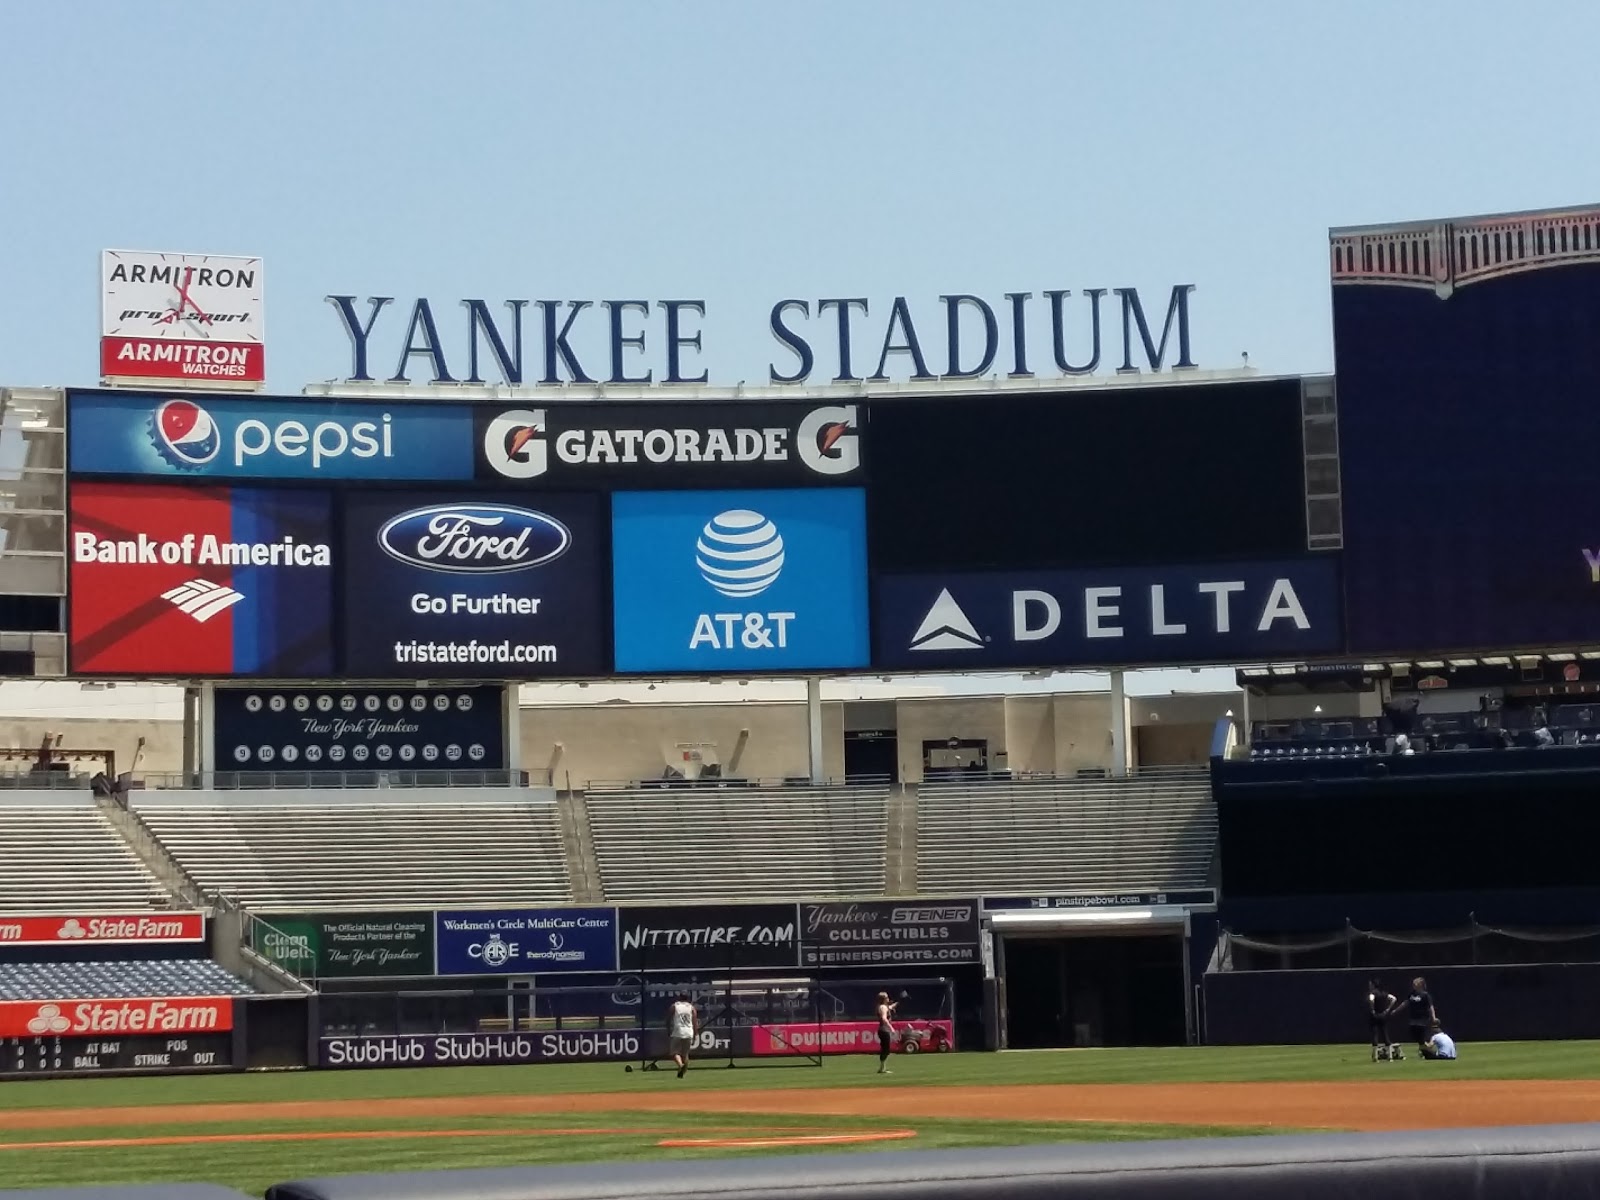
xmin=11 ymin=1079 xmax=1600 ymax=1134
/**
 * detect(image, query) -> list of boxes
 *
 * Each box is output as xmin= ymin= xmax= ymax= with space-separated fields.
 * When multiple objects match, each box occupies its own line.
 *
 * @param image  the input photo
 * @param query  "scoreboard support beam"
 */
xmin=197 ymin=682 xmax=217 ymax=779
xmin=503 ymin=683 xmax=523 ymax=785
xmin=181 ymin=685 xmax=199 ymax=784
xmin=1109 ymin=669 xmax=1128 ymax=777
xmin=806 ymin=676 xmax=824 ymax=784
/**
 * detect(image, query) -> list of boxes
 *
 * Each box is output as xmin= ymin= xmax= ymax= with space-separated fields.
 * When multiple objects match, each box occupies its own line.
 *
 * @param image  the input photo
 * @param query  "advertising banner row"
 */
xmin=0 ymin=912 xmax=205 ymax=947
xmin=318 ymin=1019 xmax=957 ymax=1069
xmin=254 ymin=899 xmax=985 ymax=978
xmin=67 ymin=476 xmax=1339 ymax=678
xmin=68 ymin=391 xmax=863 ymax=486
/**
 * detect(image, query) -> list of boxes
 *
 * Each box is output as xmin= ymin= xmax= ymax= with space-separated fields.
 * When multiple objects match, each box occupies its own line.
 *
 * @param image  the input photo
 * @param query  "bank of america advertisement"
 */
xmin=611 ymin=488 xmax=869 ymax=672
xmin=68 ymin=390 xmax=475 ymax=481
xmin=340 ymin=492 xmax=605 ymax=678
xmin=69 ymin=482 xmax=334 ymax=676
xmin=1332 ymin=205 xmax=1600 ymax=653
xmin=872 ymin=558 xmax=1341 ymax=670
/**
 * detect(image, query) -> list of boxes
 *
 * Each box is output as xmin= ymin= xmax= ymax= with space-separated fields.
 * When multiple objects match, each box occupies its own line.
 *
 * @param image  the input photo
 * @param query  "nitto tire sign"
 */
xmin=618 ymin=903 xmax=800 ymax=971
xmin=475 ymin=403 xmax=861 ymax=486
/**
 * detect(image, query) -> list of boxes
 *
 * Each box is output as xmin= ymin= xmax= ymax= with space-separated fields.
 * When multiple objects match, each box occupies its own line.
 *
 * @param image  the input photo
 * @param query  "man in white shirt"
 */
xmin=667 ymin=992 xmax=698 ymax=1079
xmin=1422 ymin=1025 xmax=1457 ymax=1060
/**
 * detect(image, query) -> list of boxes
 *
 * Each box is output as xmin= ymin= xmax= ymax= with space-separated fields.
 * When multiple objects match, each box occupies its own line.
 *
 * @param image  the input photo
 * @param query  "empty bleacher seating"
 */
xmin=135 ymin=794 xmax=572 ymax=910
xmin=0 ymin=959 xmax=256 ymax=1000
xmin=0 ymin=800 xmax=169 ymax=913
xmin=916 ymin=770 xmax=1215 ymax=894
xmin=585 ymin=783 xmax=889 ymax=901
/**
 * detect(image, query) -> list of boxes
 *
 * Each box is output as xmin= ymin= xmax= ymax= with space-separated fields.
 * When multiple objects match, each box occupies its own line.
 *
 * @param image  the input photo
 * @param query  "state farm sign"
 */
xmin=100 ymin=250 xmax=265 ymax=390
xmin=0 ymin=913 xmax=205 ymax=947
xmin=0 ymin=997 xmax=233 ymax=1039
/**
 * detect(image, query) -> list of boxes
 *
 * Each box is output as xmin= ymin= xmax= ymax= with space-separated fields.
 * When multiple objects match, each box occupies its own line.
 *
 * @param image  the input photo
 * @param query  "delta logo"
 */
xmin=151 ymin=399 xmax=221 ymax=468
xmin=0 ymin=997 xmax=233 ymax=1039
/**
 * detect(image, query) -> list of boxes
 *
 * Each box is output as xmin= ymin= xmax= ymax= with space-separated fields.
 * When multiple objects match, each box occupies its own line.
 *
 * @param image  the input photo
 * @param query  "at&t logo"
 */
xmin=689 ymin=509 xmax=795 ymax=651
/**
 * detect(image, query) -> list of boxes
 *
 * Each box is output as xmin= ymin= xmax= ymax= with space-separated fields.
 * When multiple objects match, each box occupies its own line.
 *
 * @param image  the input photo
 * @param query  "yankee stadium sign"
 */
xmin=328 ymin=286 xmax=1196 ymax=386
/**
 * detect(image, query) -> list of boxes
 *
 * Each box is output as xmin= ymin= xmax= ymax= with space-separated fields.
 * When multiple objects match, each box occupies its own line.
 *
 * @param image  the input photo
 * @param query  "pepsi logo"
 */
xmin=151 ymin=399 xmax=221 ymax=467
xmin=696 ymin=510 xmax=785 ymax=598
xmin=378 ymin=504 xmax=570 ymax=574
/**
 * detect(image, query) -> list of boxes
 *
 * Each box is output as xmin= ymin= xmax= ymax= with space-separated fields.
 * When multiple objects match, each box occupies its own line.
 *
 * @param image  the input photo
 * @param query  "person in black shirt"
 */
xmin=1367 ymin=979 xmax=1400 ymax=1061
xmin=1404 ymin=977 xmax=1437 ymax=1053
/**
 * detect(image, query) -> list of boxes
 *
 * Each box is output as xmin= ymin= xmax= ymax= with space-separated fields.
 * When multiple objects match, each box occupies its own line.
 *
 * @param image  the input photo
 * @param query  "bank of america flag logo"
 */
xmin=909 ymin=588 xmax=983 ymax=651
xmin=161 ymin=579 xmax=247 ymax=623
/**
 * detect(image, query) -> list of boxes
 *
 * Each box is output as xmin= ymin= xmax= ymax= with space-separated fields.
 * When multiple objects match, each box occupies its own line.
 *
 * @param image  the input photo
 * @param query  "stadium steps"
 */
xmin=915 ymin=771 xmax=1216 ymax=895
xmin=584 ymin=783 xmax=889 ymax=902
xmin=0 ymin=800 xmax=173 ymax=913
xmin=135 ymin=799 xmax=574 ymax=911
xmin=883 ymin=783 xmax=919 ymax=895
xmin=95 ymin=795 xmax=204 ymax=907
xmin=555 ymin=789 xmax=604 ymax=904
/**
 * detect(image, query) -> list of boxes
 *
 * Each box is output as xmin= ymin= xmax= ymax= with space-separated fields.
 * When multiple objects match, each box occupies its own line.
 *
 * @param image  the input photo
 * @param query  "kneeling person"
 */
xmin=1421 ymin=1024 xmax=1457 ymax=1060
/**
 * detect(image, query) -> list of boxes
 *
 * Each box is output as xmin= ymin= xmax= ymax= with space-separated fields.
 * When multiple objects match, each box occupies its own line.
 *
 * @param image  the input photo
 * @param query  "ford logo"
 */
xmin=377 ymin=504 xmax=570 ymax=574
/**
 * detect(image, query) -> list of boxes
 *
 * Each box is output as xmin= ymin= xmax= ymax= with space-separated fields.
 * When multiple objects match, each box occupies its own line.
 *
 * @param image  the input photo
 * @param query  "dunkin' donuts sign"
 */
xmin=0 ymin=913 xmax=205 ymax=947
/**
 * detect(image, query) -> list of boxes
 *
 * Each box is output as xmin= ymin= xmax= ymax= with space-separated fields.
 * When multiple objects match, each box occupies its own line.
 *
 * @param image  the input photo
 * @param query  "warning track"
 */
xmin=9 ymin=1079 xmax=1600 ymax=1135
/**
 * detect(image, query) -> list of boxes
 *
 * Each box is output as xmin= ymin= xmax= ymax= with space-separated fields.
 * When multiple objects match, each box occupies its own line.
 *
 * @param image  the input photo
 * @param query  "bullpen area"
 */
xmin=4 ymin=1043 xmax=1599 ymax=1195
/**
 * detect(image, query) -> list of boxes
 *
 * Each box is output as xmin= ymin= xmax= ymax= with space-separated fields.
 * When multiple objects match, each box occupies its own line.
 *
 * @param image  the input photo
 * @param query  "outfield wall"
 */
xmin=1202 ymin=963 xmax=1600 ymax=1045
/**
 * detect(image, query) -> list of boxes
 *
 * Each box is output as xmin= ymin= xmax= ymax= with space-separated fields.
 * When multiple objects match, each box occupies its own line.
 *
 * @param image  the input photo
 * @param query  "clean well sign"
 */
xmin=100 ymin=250 xmax=265 ymax=389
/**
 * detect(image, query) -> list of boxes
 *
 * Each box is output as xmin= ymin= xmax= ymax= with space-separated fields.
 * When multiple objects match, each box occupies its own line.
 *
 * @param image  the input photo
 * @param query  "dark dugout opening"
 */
xmin=1002 ymin=932 xmax=1186 ymax=1048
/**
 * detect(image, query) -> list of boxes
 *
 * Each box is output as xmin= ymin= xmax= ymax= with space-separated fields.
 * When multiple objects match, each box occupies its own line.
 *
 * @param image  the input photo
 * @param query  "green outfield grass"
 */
xmin=1 ymin=1042 xmax=1596 ymax=1197
xmin=0 ymin=1111 xmax=1273 ymax=1196
xmin=6 ymin=1039 xmax=1598 ymax=1109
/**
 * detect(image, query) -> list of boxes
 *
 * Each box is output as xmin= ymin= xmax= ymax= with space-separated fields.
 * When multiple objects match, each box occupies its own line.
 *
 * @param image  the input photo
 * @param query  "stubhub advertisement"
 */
xmin=67 ymin=390 xmax=473 ymax=481
xmin=611 ymin=488 xmax=868 ymax=672
xmin=341 ymin=491 xmax=605 ymax=678
xmin=69 ymin=481 xmax=334 ymax=676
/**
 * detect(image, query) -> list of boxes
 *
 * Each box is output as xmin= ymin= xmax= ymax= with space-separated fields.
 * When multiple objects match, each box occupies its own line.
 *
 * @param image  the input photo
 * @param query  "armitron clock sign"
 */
xmin=100 ymin=249 xmax=265 ymax=391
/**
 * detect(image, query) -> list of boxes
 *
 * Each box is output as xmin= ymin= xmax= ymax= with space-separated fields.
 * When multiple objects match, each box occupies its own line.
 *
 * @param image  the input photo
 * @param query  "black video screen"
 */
xmin=1218 ymin=776 xmax=1600 ymax=898
xmin=865 ymin=379 xmax=1307 ymax=571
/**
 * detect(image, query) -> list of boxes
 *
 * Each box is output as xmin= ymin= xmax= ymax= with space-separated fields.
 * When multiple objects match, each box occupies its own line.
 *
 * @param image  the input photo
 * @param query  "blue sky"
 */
xmin=4 ymin=0 xmax=1599 ymax=393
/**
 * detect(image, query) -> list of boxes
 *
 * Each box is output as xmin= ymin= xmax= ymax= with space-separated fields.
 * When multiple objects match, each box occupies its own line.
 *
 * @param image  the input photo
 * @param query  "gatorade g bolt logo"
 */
xmin=151 ymin=399 xmax=221 ymax=468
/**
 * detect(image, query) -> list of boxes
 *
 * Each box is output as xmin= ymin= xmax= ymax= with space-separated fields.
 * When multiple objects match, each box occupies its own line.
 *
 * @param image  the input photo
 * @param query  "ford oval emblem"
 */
xmin=377 ymin=503 xmax=571 ymax=574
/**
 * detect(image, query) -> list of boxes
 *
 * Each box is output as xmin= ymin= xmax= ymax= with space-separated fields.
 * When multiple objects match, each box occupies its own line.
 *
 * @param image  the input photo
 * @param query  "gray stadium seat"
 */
xmin=915 ymin=769 xmax=1215 ymax=894
xmin=135 ymin=797 xmax=572 ymax=910
xmin=0 ymin=801 xmax=170 ymax=913
xmin=584 ymin=783 xmax=889 ymax=902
